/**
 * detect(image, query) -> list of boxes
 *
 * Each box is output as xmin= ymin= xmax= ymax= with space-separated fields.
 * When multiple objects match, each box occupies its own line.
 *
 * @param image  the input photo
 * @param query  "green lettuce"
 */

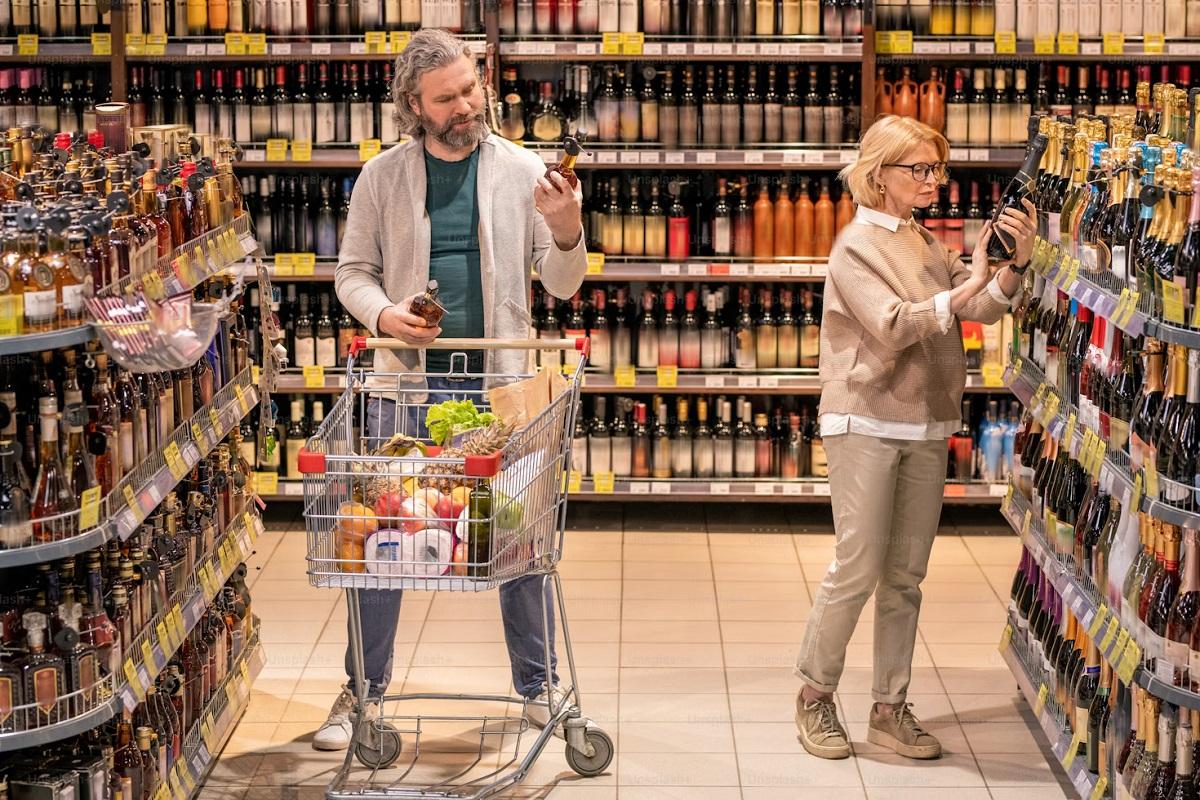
xmin=425 ymin=399 xmax=497 ymax=446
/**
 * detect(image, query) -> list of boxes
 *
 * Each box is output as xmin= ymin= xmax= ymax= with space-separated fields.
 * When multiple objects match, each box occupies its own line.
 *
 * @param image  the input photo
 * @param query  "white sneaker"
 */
xmin=313 ymin=687 xmax=379 ymax=751
xmin=525 ymin=684 xmax=569 ymax=731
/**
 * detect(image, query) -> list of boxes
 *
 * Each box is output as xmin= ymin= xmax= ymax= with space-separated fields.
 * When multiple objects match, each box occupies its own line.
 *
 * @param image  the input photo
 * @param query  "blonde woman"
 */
xmin=793 ymin=115 xmax=1037 ymax=760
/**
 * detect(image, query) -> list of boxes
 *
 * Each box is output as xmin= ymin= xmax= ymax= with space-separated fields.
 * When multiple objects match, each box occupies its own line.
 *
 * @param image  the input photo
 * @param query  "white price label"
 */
xmin=311 ymin=42 xmax=331 ymax=54
xmin=186 ymin=43 xmax=205 ymax=54
xmin=780 ymin=42 xmax=800 ymax=55
xmin=620 ymin=150 xmax=640 ymax=164
xmin=705 ymin=375 xmax=725 ymax=388
xmin=206 ymin=43 xmax=226 ymax=54
xmin=687 ymin=263 xmax=708 ymax=276
xmin=665 ymin=152 xmax=685 ymax=164
xmin=630 ymin=482 xmax=650 ymax=494
xmin=738 ymin=376 xmax=758 ymax=388
xmin=642 ymin=42 xmax=662 ymax=54
xmin=693 ymin=42 xmax=713 ymax=54
xmin=969 ymin=149 xmax=990 ymax=162
xmin=667 ymin=42 xmax=687 ymax=54
xmin=651 ymin=482 xmax=671 ymax=495
xmin=974 ymin=41 xmax=994 ymax=53
xmin=640 ymin=151 xmax=660 ymax=164
xmin=271 ymin=42 xmax=291 ymax=54
xmin=710 ymin=482 xmax=730 ymax=495
xmin=783 ymin=483 xmax=804 ymax=495
xmin=349 ymin=41 xmax=367 ymax=53
xmin=713 ymin=42 xmax=732 ymax=54
xmin=951 ymin=40 xmax=971 ymax=53
xmin=759 ymin=376 xmax=779 ymax=388
xmin=696 ymin=151 xmax=716 ymax=164
xmin=743 ymin=151 xmax=764 ymax=164
xmin=760 ymin=42 xmax=780 ymax=54
xmin=755 ymin=483 xmax=776 ymax=495
xmin=661 ymin=263 xmax=680 ymax=275
xmin=736 ymin=42 xmax=755 ymax=54
xmin=1082 ymin=41 xmax=1101 ymax=54
xmin=596 ymin=150 xmax=617 ymax=163
xmin=783 ymin=151 xmax=805 ymax=164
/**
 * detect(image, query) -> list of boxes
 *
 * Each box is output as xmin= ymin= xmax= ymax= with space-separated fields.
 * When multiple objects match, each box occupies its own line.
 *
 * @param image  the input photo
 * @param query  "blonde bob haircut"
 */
xmin=839 ymin=115 xmax=950 ymax=210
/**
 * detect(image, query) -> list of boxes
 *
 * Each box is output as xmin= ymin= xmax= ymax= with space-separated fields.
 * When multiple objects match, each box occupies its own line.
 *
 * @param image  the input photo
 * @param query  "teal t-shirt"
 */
xmin=424 ymin=148 xmax=485 ymax=373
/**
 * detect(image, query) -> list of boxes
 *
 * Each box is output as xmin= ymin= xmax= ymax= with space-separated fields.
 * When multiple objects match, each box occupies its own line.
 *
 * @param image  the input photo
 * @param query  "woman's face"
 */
xmin=874 ymin=140 xmax=943 ymax=214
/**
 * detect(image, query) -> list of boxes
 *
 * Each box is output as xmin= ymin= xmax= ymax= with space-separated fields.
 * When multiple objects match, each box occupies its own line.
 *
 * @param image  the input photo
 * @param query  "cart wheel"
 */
xmin=565 ymin=728 xmax=613 ymax=778
xmin=355 ymin=723 xmax=402 ymax=769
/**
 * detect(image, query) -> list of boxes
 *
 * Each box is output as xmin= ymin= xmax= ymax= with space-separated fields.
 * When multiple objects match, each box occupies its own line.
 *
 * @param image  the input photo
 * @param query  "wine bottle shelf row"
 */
xmin=1004 ymin=356 xmax=1200 ymax=531
xmin=0 ymin=506 xmax=262 ymax=750
xmin=1032 ymin=237 xmax=1200 ymax=351
xmin=0 ymin=323 xmax=96 ymax=356
xmin=498 ymin=36 xmax=863 ymax=60
xmin=998 ymin=634 xmax=1102 ymax=799
xmin=123 ymin=35 xmax=488 ymax=61
xmin=1000 ymin=483 xmax=1200 ymax=717
xmin=877 ymin=35 xmax=1200 ymax=60
xmin=0 ymin=365 xmax=261 ymax=568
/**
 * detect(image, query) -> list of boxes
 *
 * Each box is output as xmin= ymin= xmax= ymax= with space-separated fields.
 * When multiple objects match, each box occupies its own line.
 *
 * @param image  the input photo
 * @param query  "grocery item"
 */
xmin=336 ymin=502 xmax=378 ymax=572
xmin=364 ymin=528 xmax=455 ymax=577
xmin=425 ymin=399 xmax=499 ymax=446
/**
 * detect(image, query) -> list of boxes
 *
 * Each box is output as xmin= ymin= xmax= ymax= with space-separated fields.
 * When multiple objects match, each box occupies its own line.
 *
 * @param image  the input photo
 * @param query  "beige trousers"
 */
xmin=795 ymin=432 xmax=948 ymax=704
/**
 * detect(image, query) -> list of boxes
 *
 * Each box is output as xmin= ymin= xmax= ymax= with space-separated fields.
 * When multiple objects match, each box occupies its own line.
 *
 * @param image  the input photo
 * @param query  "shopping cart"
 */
xmin=297 ymin=336 xmax=613 ymax=800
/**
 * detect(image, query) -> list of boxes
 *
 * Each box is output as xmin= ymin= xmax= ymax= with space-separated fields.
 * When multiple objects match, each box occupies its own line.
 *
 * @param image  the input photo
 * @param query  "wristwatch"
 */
xmin=1008 ymin=259 xmax=1031 ymax=276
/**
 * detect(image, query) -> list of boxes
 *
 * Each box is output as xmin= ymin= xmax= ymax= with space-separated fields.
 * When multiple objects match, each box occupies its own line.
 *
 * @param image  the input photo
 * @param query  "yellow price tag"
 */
xmin=273 ymin=252 xmax=296 ymax=276
xmin=1057 ymin=31 xmax=1078 ymax=53
xmin=224 ymin=31 xmax=246 ymax=54
xmin=593 ymin=471 xmax=615 ymax=494
xmin=125 ymin=33 xmax=145 ymax=54
xmin=994 ymin=30 xmax=1017 ymax=53
xmin=291 ymin=139 xmax=312 ymax=162
xmin=226 ymin=679 xmax=240 ymax=707
xmin=1145 ymin=461 xmax=1160 ymax=500
xmin=122 ymin=659 xmax=143 ymax=695
xmin=1034 ymin=33 xmax=1055 ymax=53
xmin=303 ymin=364 xmax=326 ymax=388
xmin=245 ymin=32 xmax=266 ymax=54
xmin=1094 ymin=440 xmax=1108 ymax=475
xmin=364 ymin=30 xmax=387 ymax=53
xmin=1034 ymin=683 xmax=1049 ymax=715
xmin=156 ymin=620 xmax=172 ymax=651
xmin=1089 ymin=605 xmax=1107 ymax=637
xmin=1103 ymin=31 xmax=1125 ymax=53
xmin=389 ymin=30 xmax=411 ymax=52
xmin=91 ymin=32 xmax=111 ymax=55
xmin=172 ymin=254 xmax=194 ymax=286
xmin=1100 ymin=617 xmax=1119 ymax=651
xmin=601 ymin=31 xmax=622 ymax=53
xmin=200 ymin=718 xmax=213 ymax=747
xmin=1144 ymin=32 xmax=1165 ymax=53
xmin=140 ymin=640 xmax=157 ymax=671
xmin=656 ymin=365 xmax=678 ymax=388
xmin=16 ymin=33 xmax=37 ymax=55
xmin=1114 ymin=288 xmax=1134 ymax=325
xmin=1131 ymin=472 xmax=1145 ymax=513
xmin=1061 ymin=729 xmax=1082 ymax=769
xmin=142 ymin=270 xmax=166 ymax=301
xmin=164 ymin=441 xmax=187 ymax=480
xmin=1162 ymin=280 xmax=1186 ymax=324
xmin=358 ymin=139 xmax=383 ymax=161
xmin=1111 ymin=626 xmax=1130 ymax=658
xmin=567 ymin=469 xmax=582 ymax=493
xmin=889 ymin=30 xmax=913 ymax=52
xmin=1090 ymin=774 xmax=1109 ymax=800
xmin=235 ymin=385 xmax=250 ymax=413
xmin=614 ymin=365 xmax=636 ymax=387
xmin=0 ymin=295 xmax=21 ymax=337
xmin=210 ymin=406 xmax=223 ymax=436
xmin=294 ymin=252 xmax=316 ymax=276
xmin=252 ymin=365 xmax=261 ymax=387
xmin=79 ymin=485 xmax=102 ymax=530
xmin=170 ymin=606 xmax=185 ymax=642
xmin=265 ymin=138 xmax=288 ymax=162
xmin=254 ymin=472 xmax=279 ymax=496
xmin=586 ymin=252 xmax=604 ymax=275
xmin=123 ymin=484 xmax=140 ymax=517
xmin=191 ymin=421 xmax=203 ymax=443
xmin=998 ymin=623 xmax=1013 ymax=654
xmin=1063 ymin=412 xmax=1077 ymax=450
xmin=1191 ymin=288 xmax=1200 ymax=328
xmin=621 ymin=31 xmax=645 ymax=54
xmin=1002 ymin=483 xmax=1014 ymax=513
xmin=145 ymin=32 xmax=166 ymax=54
xmin=981 ymin=363 xmax=1004 ymax=387
xmin=1118 ymin=638 xmax=1142 ymax=683
xmin=1021 ymin=508 xmax=1032 ymax=539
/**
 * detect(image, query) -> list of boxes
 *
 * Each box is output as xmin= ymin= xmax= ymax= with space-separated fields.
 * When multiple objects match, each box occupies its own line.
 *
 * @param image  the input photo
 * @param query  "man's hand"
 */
xmin=378 ymin=296 xmax=441 ymax=344
xmin=535 ymin=170 xmax=583 ymax=250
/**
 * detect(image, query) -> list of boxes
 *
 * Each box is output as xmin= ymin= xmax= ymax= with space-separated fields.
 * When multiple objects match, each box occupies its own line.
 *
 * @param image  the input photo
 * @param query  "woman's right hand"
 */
xmin=969 ymin=222 xmax=998 ymax=289
xmin=378 ymin=296 xmax=442 ymax=344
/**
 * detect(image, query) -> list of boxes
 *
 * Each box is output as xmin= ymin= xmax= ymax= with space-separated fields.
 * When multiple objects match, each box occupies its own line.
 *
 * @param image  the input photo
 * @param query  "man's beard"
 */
xmin=422 ymin=110 xmax=489 ymax=149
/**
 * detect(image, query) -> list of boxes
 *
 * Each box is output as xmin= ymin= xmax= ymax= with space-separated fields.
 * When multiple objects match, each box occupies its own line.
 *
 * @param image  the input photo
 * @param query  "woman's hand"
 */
xmin=995 ymin=198 xmax=1038 ymax=268
xmin=378 ymin=296 xmax=442 ymax=345
xmin=969 ymin=222 xmax=997 ymax=288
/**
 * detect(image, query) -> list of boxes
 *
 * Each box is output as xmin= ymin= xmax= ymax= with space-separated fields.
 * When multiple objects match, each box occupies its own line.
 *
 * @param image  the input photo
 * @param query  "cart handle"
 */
xmin=349 ymin=336 xmax=589 ymax=357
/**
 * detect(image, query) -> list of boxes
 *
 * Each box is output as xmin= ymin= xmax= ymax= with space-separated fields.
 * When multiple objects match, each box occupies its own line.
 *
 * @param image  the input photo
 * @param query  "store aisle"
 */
xmin=199 ymin=504 xmax=1071 ymax=800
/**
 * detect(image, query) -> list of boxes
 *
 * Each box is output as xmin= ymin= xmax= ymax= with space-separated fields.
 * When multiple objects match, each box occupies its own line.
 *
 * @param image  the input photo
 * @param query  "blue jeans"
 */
xmin=347 ymin=377 xmax=559 ymax=699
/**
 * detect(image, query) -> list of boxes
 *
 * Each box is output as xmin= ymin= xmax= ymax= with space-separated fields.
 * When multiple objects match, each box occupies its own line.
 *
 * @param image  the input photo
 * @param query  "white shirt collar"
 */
xmin=854 ymin=206 xmax=912 ymax=232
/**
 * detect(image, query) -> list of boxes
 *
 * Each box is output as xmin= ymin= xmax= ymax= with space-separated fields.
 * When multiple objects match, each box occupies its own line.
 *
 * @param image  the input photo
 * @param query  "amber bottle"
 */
xmin=814 ymin=178 xmax=835 ymax=258
xmin=753 ymin=179 xmax=775 ymax=260
xmin=893 ymin=66 xmax=918 ymax=119
xmin=794 ymin=177 xmax=815 ymax=257
xmin=919 ymin=66 xmax=946 ymax=133
xmin=774 ymin=177 xmax=795 ymax=258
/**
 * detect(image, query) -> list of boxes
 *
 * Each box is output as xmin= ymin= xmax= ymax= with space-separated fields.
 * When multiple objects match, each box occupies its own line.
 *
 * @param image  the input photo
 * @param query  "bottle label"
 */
xmin=811 ymin=442 xmax=828 ymax=478
xmin=24 ymin=288 xmax=55 ymax=323
xmin=0 ymin=675 xmax=12 ymax=726
xmin=1075 ymin=706 xmax=1089 ymax=741
xmin=31 ymin=665 xmax=59 ymax=714
xmin=61 ymin=283 xmax=85 ymax=314
xmin=317 ymin=337 xmax=337 ymax=368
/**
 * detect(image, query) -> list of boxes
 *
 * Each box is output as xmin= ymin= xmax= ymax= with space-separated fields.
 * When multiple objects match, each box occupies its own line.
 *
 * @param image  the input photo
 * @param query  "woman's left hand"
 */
xmin=996 ymin=197 xmax=1038 ymax=269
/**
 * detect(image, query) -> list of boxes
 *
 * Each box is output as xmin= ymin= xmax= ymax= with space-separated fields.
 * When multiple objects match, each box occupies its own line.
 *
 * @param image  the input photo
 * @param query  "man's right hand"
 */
xmin=378 ymin=296 xmax=442 ymax=344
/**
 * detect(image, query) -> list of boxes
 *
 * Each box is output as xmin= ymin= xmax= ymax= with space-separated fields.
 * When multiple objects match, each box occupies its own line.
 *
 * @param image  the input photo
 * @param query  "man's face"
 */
xmin=410 ymin=55 xmax=489 ymax=150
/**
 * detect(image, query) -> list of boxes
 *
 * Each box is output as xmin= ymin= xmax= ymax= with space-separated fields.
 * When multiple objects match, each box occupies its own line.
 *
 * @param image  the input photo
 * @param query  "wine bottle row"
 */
xmin=123 ymin=0 xmax=481 ymax=37
xmin=876 ymin=0 xmax=1199 ymax=40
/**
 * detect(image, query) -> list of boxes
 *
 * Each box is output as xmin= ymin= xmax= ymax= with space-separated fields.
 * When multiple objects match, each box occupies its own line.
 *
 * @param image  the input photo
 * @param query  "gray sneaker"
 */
xmin=795 ymin=695 xmax=851 ymax=760
xmin=867 ymin=702 xmax=942 ymax=759
xmin=313 ymin=687 xmax=380 ymax=751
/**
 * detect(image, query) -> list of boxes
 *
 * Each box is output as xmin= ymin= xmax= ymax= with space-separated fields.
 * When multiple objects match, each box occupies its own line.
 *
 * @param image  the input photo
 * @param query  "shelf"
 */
xmin=577 ymin=369 xmax=1006 ymax=393
xmin=877 ymin=34 xmax=1200 ymax=61
xmin=237 ymin=143 xmax=379 ymax=169
xmin=1144 ymin=317 xmax=1200 ymax=351
xmin=499 ymin=36 xmax=863 ymax=60
xmin=0 ymin=324 xmax=96 ymax=356
xmin=124 ymin=34 xmax=485 ymax=61
xmin=999 ymin=633 xmax=1101 ymax=799
xmin=0 ymin=38 xmax=108 ymax=62
xmin=0 ymin=365 xmax=260 ymax=568
xmin=0 ymin=694 xmax=123 ymax=752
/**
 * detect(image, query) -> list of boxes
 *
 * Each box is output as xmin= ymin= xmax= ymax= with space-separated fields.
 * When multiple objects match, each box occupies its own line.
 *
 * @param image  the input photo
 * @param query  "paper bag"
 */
xmin=488 ymin=366 xmax=569 ymax=428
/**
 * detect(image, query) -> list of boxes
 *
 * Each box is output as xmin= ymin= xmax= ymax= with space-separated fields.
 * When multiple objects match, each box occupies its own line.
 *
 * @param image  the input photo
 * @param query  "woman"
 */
xmin=793 ymin=115 xmax=1037 ymax=761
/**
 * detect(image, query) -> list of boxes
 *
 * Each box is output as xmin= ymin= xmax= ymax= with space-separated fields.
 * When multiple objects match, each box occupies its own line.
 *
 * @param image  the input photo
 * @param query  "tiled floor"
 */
xmin=201 ymin=503 xmax=1071 ymax=800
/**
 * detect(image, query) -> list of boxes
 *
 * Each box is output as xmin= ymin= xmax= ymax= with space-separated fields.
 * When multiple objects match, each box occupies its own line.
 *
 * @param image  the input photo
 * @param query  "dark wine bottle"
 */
xmin=987 ymin=131 xmax=1049 ymax=262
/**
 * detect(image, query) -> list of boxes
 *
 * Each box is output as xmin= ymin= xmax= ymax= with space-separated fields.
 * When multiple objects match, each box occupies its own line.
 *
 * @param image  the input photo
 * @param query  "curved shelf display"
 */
xmin=0 ymin=691 xmax=123 ymax=752
xmin=0 ymin=324 xmax=95 ymax=356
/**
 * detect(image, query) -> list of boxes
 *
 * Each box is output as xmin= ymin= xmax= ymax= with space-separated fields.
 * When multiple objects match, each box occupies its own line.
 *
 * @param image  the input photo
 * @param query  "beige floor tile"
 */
xmin=205 ymin=753 xmax=264 ymax=785
xmin=560 ymin=579 xmax=623 ymax=601
xmin=251 ymin=669 xmax=301 ymax=698
xmin=936 ymin=668 xmax=1022 ymax=695
xmin=417 ymin=619 xmax=509 ymax=642
xmin=917 ymin=602 xmax=1007 ymax=623
xmin=622 ymin=561 xmax=714 ymax=581
xmin=621 ymin=619 xmax=722 ymax=643
xmin=619 ymin=752 xmax=740 ymax=786
xmin=410 ymin=641 xmax=513 ymax=668
xmin=948 ymin=693 xmax=1028 ymax=723
xmin=921 ymin=563 xmax=989 ymax=583
xmin=721 ymin=643 xmax=798 ymax=670
xmin=922 ymin=643 xmax=1007 ymax=670
xmin=724 ymin=668 xmax=799 ymax=694
xmin=618 ymin=692 xmax=732 ymax=723
xmin=741 ymin=790 xmax=865 ymax=800
xmin=240 ymin=789 xmax=326 ymax=800
xmin=962 ymin=535 xmax=1024 ymax=565
xmin=709 ymin=545 xmax=799 ymax=565
xmin=283 ymin=694 xmax=339 ymax=723
xmin=510 ymin=787 xmax=617 ymax=799
xmin=987 ymin=787 xmax=1071 ymax=799
xmin=247 ymin=751 xmax=365 ymax=786
xmin=727 ymin=694 xmax=795 ymax=723
xmin=566 ymin=620 xmax=622 ymax=643
xmin=717 ymin=599 xmax=810 ymax=621
xmin=623 ymin=580 xmax=716 ymax=601
xmin=619 ymin=667 xmax=729 ymax=694
xmin=960 ymin=721 xmax=1047 ymax=754
xmin=731 ymin=722 xmax=810 ymax=754
xmin=241 ymin=692 xmax=292 ymax=724
xmin=622 ymin=599 xmax=719 ymax=621
xmin=919 ymin=581 xmax=1002 ymax=604
xmin=715 ymin=581 xmax=809 ymax=602
xmin=566 ymin=597 xmax=624 ymax=620
xmin=834 ymin=693 xmax=955 ymax=723
xmin=622 ymin=543 xmax=713 ymax=563
xmin=624 ymin=531 xmax=709 ymax=545
xmin=620 ymin=642 xmax=725 ymax=669
xmin=296 ymin=667 xmax=355 ymax=695
xmin=222 ymin=723 xmax=278 ymax=755
xmin=976 ymin=752 xmax=1068 ymax=786
xmin=575 ymin=665 xmax=620 ymax=694
xmin=712 ymin=562 xmax=804 ymax=581
xmin=196 ymin=787 xmax=246 ymax=800
xmin=567 ymin=641 xmax=621 ymax=667
xmin=618 ymin=789 xmax=741 ymax=800
xmin=720 ymin=621 xmax=806 ymax=643
xmin=855 ymin=753 xmax=985 ymax=788
xmin=842 ymin=641 xmax=934 ymax=669
xmin=403 ymin=666 xmax=515 ymax=694
xmin=257 ymin=620 xmax=327 ymax=645
xmin=558 ymin=560 xmax=623 ymax=580
xmin=737 ymin=753 xmax=864 ymax=787
xmin=919 ymin=621 xmax=1007 ymax=644
xmin=248 ymin=580 xmax=330 ymax=602
xmin=617 ymin=721 xmax=736 ymax=753
xmin=864 ymin=789 xmax=991 ymax=800
xmin=265 ymin=643 xmax=321 ymax=673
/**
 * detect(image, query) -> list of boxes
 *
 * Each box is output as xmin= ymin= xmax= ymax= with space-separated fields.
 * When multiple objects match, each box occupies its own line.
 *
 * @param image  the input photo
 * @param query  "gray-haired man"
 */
xmin=318 ymin=27 xmax=587 ymax=750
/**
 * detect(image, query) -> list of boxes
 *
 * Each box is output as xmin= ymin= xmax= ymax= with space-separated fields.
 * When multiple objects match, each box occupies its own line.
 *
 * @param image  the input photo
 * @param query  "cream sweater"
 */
xmin=818 ymin=212 xmax=1012 ymax=426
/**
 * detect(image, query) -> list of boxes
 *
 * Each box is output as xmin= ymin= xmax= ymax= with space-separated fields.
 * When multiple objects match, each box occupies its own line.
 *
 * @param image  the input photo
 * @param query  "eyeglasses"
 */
xmin=883 ymin=162 xmax=949 ymax=182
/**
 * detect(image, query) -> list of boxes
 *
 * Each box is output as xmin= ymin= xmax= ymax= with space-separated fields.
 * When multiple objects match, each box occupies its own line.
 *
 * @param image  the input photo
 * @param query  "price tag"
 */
xmin=1111 ymin=625 xmax=1130 ymax=658
xmin=622 ymin=31 xmax=644 ymax=54
xmin=1103 ymin=31 xmax=1125 ymax=53
xmin=1100 ymin=617 xmax=1120 ymax=651
xmin=1034 ymin=33 xmax=1055 ymax=53
xmin=656 ymin=365 xmax=678 ymax=388
xmin=210 ymin=406 xmax=223 ymax=436
xmin=567 ymin=470 xmax=582 ymax=493
xmin=245 ymin=32 xmax=266 ymax=54
xmin=1063 ymin=412 xmax=1077 ymax=451
xmin=226 ymin=678 xmax=240 ymax=707
xmin=224 ymin=32 xmax=245 ymax=54
xmin=291 ymin=139 xmax=312 ymax=163
xmin=294 ymin=252 xmax=316 ymax=276
xmin=235 ymin=385 xmax=250 ymax=414
xmin=169 ymin=606 xmax=185 ymax=643
xmin=273 ymin=252 xmax=295 ymax=276
xmin=245 ymin=511 xmax=258 ymax=541
xmin=390 ymin=30 xmax=411 ymax=52
xmin=1021 ymin=508 xmax=1032 ymax=539
xmin=1002 ymin=483 xmax=1014 ymax=513
xmin=1057 ymin=31 xmax=1078 ymax=53
xmin=1131 ymin=472 xmax=1145 ymax=513
xmin=123 ymin=484 xmax=140 ymax=517
xmin=601 ymin=32 xmax=622 ymax=54
xmin=200 ymin=717 xmax=214 ymax=748
xmin=145 ymin=33 xmax=167 ymax=54
xmin=358 ymin=139 xmax=383 ymax=161
xmin=16 ymin=33 xmax=36 ymax=55
xmin=586 ymin=252 xmax=604 ymax=275
xmin=141 ymin=640 xmax=158 ymax=672
xmin=1090 ymin=774 xmax=1109 ymax=800
xmin=1117 ymin=639 xmax=1141 ymax=684
xmin=265 ymin=139 xmax=288 ymax=162
xmin=981 ymin=363 xmax=1004 ymax=387
xmin=156 ymin=620 xmax=173 ymax=652
xmin=593 ymin=471 xmax=615 ymax=494
xmin=253 ymin=472 xmax=279 ymax=496
xmin=998 ymin=623 xmax=1014 ymax=654
xmin=1034 ymin=683 xmax=1049 ymax=715
xmin=1089 ymin=605 xmax=1107 ymax=637
xmin=79 ymin=485 xmax=102 ymax=530
xmin=91 ymin=32 xmax=111 ymax=55
xmin=303 ymin=364 xmax=326 ymax=388
xmin=1144 ymin=32 xmax=1165 ymax=53
xmin=1161 ymin=280 xmax=1186 ymax=324
xmin=613 ymin=365 xmax=636 ymax=387
xmin=364 ymin=30 xmax=387 ymax=53
xmin=164 ymin=441 xmax=187 ymax=480
xmin=994 ymin=30 xmax=1017 ymax=53
xmin=123 ymin=659 xmax=144 ymax=697
xmin=1061 ymin=728 xmax=1082 ymax=769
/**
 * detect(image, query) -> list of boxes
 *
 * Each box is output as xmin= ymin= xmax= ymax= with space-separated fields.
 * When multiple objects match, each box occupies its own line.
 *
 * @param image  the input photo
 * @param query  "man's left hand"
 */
xmin=535 ymin=170 xmax=584 ymax=251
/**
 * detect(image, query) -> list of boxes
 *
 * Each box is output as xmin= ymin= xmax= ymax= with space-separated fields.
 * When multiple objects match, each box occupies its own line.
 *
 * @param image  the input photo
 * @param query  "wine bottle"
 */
xmin=987 ymin=131 xmax=1049 ymax=262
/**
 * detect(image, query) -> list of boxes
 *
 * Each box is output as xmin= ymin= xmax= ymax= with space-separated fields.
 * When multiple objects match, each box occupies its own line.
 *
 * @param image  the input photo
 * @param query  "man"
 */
xmin=322 ymin=27 xmax=586 ymax=750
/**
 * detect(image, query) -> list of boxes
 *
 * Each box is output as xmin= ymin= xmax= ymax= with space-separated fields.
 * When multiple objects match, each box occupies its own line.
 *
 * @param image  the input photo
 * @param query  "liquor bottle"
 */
xmin=988 ymin=133 xmax=1050 ymax=261
xmin=1169 ymin=716 xmax=1198 ymax=800
xmin=16 ymin=611 xmax=63 ymax=727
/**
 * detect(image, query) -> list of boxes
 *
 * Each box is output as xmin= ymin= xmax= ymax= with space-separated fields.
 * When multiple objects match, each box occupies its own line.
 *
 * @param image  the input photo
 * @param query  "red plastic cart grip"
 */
xmin=464 ymin=452 xmax=503 ymax=478
xmin=575 ymin=336 xmax=590 ymax=356
xmin=297 ymin=448 xmax=326 ymax=474
xmin=349 ymin=335 xmax=368 ymax=358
